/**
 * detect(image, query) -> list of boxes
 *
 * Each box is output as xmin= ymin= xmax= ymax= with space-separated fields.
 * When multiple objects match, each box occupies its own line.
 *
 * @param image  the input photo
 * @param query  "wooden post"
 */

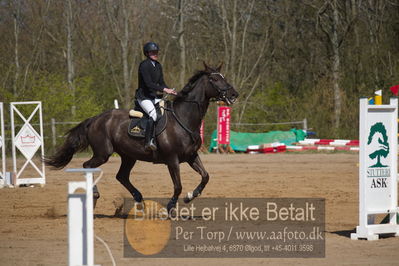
xmin=51 ymin=118 xmax=56 ymax=148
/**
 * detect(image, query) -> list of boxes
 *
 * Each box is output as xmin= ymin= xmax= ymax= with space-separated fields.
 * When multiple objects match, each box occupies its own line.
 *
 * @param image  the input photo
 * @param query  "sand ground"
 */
xmin=0 ymin=153 xmax=398 ymax=266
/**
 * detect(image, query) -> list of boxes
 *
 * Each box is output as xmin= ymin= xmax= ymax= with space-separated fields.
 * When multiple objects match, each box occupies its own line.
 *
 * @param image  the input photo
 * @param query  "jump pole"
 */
xmin=67 ymin=168 xmax=101 ymax=266
xmin=351 ymin=97 xmax=399 ymax=240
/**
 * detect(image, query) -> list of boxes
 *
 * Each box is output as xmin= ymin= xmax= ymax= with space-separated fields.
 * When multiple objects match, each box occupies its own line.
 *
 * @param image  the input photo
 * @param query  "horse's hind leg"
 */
xmin=116 ymin=156 xmax=143 ymax=203
xmin=184 ymin=153 xmax=209 ymax=203
xmin=82 ymin=136 xmax=113 ymax=208
xmin=83 ymin=137 xmax=113 ymax=168
xmin=93 ymin=184 xmax=100 ymax=209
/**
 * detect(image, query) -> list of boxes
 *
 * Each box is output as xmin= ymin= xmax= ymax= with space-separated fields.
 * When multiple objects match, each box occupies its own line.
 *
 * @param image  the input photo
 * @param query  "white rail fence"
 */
xmin=231 ymin=118 xmax=308 ymax=131
xmin=2 ymin=118 xmax=308 ymax=151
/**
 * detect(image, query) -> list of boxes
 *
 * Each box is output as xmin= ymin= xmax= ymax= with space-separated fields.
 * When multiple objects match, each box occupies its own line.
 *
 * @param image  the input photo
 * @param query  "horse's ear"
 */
xmin=216 ymin=62 xmax=224 ymax=72
xmin=203 ymin=61 xmax=210 ymax=71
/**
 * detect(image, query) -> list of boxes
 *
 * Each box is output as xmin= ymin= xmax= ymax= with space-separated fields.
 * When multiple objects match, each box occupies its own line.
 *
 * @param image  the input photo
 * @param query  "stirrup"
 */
xmin=145 ymin=139 xmax=157 ymax=151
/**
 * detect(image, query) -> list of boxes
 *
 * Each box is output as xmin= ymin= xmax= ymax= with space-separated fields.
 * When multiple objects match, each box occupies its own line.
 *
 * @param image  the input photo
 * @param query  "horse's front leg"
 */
xmin=184 ymin=153 xmax=209 ymax=203
xmin=166 ymin=159 xmax=182 ymax=214
xmin=116 ymin=157 xmax=143 ymax=203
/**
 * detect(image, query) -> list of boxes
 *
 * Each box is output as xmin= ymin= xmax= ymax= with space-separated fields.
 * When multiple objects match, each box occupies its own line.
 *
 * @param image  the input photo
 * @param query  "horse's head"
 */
xmin=203 ymin=62 xmax=239 ymax=105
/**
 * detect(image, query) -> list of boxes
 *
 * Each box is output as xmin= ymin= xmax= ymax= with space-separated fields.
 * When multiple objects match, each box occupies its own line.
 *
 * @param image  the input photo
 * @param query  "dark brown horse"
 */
xmin=45 ymin=63 xmax=238 ymax=212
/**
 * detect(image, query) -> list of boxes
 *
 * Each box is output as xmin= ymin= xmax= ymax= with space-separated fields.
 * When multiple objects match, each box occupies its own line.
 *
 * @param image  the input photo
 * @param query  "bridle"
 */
xmin=177 ymin=72 xmax=233 ymax=113
xmin=162 ymin=71 xmax=234 ymax=142
xmin=208 ymin=72 xmax=234 ymax=104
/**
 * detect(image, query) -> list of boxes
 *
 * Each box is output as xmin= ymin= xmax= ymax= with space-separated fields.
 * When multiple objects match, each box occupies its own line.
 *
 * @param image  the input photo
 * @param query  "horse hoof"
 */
xmin=114 ymin=205 xmax=123 ymax=216
xmin=167 ymin=202 xmax=177 ymax=217
xmin=184 ymin=192 xmax=194 ymax=203
xmin=134 ymin=201 xmax=145 ymax=211
xmin=93 ymin=193 xmax=100 ymax=209
xmin=93 ymin=198 xmax=98 ymax=209
xmin=168 ymin=209 xmax=177 ymax=218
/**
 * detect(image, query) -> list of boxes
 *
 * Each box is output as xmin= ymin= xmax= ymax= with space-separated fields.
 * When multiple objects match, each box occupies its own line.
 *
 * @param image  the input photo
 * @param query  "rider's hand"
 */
xmin=163 ymin=88 xmax=177 ymax=95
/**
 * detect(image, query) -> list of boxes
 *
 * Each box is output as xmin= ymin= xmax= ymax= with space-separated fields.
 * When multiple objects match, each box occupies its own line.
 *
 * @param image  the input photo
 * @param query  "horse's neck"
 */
xmin=173 ymin=87 xmax=210 ymax=131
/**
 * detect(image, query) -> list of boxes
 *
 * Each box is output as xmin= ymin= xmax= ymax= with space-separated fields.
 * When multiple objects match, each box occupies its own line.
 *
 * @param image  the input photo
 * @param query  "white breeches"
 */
xmin=138 ymin=98 xmax=161 ymax=121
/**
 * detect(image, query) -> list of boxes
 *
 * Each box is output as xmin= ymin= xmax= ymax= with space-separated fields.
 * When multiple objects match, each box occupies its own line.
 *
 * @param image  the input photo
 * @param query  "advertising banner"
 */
xmin=218 ymin=106 xmax=231 ymax=145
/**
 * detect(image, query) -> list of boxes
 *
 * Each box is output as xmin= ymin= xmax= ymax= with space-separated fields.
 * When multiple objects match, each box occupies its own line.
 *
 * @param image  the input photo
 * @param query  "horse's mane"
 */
xmin=174 ymin=70 xmax=208 ymax=101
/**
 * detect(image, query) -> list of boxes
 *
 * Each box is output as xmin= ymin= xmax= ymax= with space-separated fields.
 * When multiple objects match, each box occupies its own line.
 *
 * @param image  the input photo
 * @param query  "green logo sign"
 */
xmin=367 ymin=122 xmax=389 ymax=168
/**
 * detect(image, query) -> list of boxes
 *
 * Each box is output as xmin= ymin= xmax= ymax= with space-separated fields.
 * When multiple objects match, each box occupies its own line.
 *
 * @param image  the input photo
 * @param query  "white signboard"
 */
xmin=351 ymin=98 xmax=399 ymax=240
xmin=14 ymin=124 xmax=42 ymax=160
xmin=10 ymin=102 xmax=45 ymax=185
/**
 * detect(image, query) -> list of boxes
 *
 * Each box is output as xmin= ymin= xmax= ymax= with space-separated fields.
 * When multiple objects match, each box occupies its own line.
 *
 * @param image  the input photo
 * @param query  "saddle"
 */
xmin=127 ymin=100 xmax=167 ymax=138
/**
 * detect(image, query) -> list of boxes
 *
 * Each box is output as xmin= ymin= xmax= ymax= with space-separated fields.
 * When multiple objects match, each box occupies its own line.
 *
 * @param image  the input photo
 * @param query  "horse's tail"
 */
xmin=44 ymin=116 xmax=97 ymax=169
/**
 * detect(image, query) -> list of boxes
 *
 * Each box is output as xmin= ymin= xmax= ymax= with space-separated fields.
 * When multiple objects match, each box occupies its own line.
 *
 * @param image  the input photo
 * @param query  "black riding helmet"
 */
xmin=143 ymin=42 xmax=159 ymax=56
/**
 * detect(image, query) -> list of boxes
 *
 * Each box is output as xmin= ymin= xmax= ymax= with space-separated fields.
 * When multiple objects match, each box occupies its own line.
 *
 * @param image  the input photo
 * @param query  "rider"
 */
xmin=136 ymin=42 xmax=177 ymax=151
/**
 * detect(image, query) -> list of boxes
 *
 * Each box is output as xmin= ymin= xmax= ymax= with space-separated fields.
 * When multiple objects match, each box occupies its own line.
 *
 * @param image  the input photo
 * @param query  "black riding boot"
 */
xmin=145 ymin=119 xmax=157 ymax=151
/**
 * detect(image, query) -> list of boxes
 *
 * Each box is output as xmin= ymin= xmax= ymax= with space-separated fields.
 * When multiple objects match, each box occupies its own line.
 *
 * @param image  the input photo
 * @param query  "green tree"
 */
xmin=368 ymin=122 xmax=389 ymax=168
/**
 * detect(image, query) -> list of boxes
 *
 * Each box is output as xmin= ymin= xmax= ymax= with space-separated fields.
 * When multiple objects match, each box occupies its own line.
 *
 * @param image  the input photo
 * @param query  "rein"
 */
xmin=179 ymin=99 xmax=204 ymax=116
xmin=162 ymin=101 xmax=200 ymax=143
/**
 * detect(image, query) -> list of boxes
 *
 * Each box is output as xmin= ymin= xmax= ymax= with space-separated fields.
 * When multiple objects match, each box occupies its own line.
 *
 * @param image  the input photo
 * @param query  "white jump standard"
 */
xmin=0 ymin=103 xmax=5 ymax=186
xmin=10 ymin=101 xmax=45 ymax=185
xmin=351 ymin=98 xmax=399 ymax=240
xmin=67 ymin=168 xmax=101 ymax=266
